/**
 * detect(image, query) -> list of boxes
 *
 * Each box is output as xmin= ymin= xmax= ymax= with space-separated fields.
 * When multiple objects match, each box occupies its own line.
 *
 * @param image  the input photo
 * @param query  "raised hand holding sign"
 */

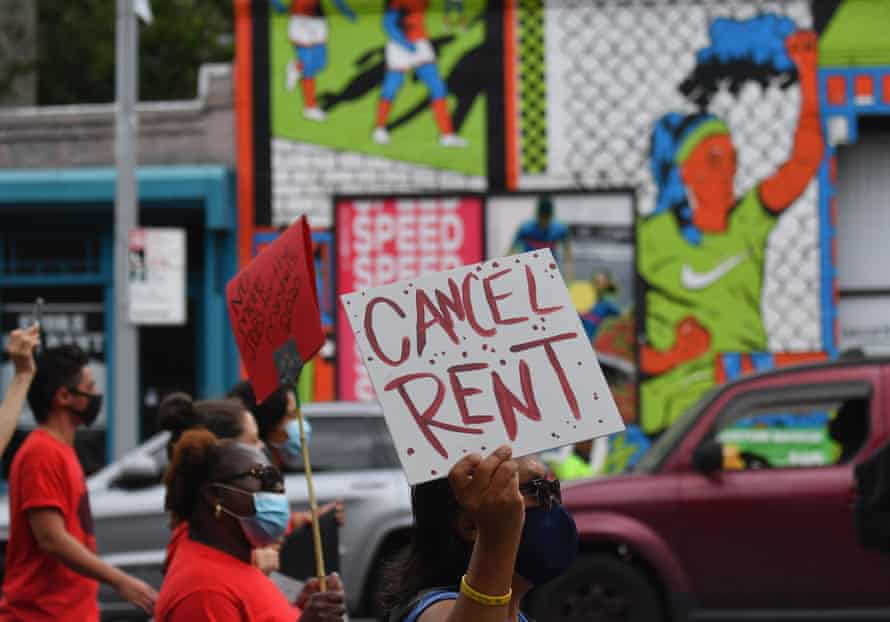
xmin=341 ymin=249 xmax=625 ymax=485
xmin=226 ymin=215 xmax=328 ymax=589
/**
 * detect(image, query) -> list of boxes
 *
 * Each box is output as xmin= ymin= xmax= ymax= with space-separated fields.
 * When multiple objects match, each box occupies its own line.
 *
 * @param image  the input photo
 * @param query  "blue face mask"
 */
xmin=515 ymin=503 xmax=579 ymax=585
xmin=219 ymin=489 xmax=290 ymax=548
xmin=273 ymin=419 xmax=311 ymax=468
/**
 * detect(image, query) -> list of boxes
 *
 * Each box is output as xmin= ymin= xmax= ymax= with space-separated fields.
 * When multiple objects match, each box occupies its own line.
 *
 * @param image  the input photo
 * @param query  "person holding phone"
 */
xmin=0 ymin=323 xmax=40 ymax=455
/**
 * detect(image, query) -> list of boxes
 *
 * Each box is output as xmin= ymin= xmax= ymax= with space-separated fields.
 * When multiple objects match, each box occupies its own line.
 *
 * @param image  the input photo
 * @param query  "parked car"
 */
xmin=0 ymin=402 xmax=414 ymax=621
xmin=528 ymin=357 xmax=890 ymax=622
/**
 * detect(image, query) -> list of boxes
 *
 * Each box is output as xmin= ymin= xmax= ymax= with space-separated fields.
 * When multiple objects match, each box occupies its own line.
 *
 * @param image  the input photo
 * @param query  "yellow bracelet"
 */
xmin=459 ymin=574 xmax=512 ymax=607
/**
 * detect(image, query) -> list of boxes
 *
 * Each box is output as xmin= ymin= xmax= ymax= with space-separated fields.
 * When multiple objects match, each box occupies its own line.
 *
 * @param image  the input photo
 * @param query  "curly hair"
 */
xmin=163 ymin=429 xmax=225 ymax=523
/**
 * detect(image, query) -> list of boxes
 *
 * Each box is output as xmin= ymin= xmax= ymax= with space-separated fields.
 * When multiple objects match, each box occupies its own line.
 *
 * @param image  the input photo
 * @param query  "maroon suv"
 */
xmin=527 ymin=358 xmax=890 ymax=622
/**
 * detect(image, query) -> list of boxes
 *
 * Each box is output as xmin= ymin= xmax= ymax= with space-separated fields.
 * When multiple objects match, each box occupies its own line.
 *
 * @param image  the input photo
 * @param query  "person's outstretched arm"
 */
xmin=29 ymin=509 xmax=158 ymax=614
xmin=760 ymin=30 xmax=823 ymax=213
xmin=0 ymin=324 xmax=40 ymax=454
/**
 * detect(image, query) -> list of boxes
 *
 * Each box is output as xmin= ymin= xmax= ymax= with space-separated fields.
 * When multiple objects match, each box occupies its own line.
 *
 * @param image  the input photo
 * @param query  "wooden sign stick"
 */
xmin=294 ymin=394 xmax=326 ymax=591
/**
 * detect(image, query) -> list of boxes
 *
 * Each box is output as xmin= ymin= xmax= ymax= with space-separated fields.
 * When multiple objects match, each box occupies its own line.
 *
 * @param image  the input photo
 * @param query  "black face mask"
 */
xmin=68 ymin=389 xmax=103 ymax=427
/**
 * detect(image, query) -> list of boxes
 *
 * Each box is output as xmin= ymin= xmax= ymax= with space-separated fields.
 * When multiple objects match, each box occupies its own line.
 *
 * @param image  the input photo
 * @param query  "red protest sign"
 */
xmin=226 ymin=216 xmax=323 ymax=403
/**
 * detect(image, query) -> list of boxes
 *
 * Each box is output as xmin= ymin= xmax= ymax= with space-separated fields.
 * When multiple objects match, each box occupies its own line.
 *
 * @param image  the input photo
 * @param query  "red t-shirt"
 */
xmin=0 ymin=429 xmax=99 ymax=622
xmin=156 ymin=536 xmax=301 ymax=622
xmin=163 ymin=521 xmax=189 ymax=571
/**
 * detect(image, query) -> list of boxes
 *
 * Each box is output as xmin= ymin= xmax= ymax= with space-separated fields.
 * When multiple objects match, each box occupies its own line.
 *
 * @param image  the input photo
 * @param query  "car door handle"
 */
xmin=351 ymin=480 xmax=387 ymax=490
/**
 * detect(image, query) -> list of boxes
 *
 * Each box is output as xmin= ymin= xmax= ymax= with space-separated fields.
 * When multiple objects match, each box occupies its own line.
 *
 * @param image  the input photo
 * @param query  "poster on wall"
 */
xmin=0 ymin=294 xmax=107 ymax=428
xmin=486 ymin=192 xmax=641 ymax=474
xmin=128 ymin=228 xmax=186 ymax=325
xmin=336 ymin=195 xmax=484 ymax=401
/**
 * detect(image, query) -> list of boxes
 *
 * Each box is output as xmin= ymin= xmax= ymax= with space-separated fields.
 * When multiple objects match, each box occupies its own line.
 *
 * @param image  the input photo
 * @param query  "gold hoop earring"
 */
xmin=215 ymin=503 xmax=222 ymax=519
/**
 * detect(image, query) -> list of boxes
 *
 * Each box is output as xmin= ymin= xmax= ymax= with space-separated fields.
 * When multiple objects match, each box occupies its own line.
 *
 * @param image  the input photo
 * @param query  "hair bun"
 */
xmin=158 ymin=392 xmax=197 ymax=435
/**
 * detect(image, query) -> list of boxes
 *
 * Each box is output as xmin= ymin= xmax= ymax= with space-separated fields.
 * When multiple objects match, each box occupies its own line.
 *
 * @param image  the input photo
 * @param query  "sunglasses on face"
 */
xmin=519 ymin=477 xmax=562 ymax=510
xmin=218 ymin=464 xmax=284 ymax=491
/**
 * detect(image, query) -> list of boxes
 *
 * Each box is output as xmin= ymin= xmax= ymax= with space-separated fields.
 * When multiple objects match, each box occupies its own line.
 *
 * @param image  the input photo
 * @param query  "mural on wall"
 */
xmin=269 ymin=0 xmax=489 ymax=183
xmin=638 ymin=15 xmax=826 ymax=434
xmin=265 ymin=0 xmax=492 ymax=226
xmin=486 ymin=193 xmax=644 ymax=473
xmin=503 ymin=0 xmax=831 ymax=437
xmin=336 ymin=196 xmax=484 ymax=401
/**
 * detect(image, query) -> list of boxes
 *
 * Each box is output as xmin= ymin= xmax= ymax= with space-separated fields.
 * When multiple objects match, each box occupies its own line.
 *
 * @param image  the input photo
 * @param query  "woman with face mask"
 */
xmin=155 ymin=429 xmax=347 ymax=621
xmin=158 ymin=393 xmax=276 ymax=574
xmin=380 ymin=445 xmax=578 ymax=622
xmin=228 ymin=382 xmax=345 ymax=530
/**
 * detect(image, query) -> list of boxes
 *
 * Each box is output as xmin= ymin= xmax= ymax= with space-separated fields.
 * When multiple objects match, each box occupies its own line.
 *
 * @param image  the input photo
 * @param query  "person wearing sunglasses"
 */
xmin=158 ymin=393 xmax=280 ymax=574
xmin=379 ymin=446 xmax=578 ymax=622
xmin=156 ymin=429 xmax=346 ymax=621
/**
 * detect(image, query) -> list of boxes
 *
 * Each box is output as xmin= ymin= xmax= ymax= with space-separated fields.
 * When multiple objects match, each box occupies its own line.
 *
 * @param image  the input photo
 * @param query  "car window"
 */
xmin=714 ymin=397 xmax=870 ymax=470
xmin=284 ymin=416 xmax=400 ymax=473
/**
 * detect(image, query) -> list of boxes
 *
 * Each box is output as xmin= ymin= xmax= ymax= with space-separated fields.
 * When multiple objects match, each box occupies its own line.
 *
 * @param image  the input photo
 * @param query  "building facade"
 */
xmin=238 ymin=0 xmax=890 ymax=472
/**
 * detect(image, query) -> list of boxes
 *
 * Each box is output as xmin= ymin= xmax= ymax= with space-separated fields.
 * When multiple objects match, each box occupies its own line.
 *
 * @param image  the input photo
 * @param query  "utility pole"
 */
xmin=113 ymin=0 xmax=139 ymax=460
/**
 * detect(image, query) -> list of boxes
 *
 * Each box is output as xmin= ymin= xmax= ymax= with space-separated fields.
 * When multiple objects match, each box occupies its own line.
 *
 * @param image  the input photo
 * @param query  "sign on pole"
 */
xmin=226 ymin=215 xmax=324 ymax=403
xmin=341 ymin=249 xmax=625 ymax=485
xmin=128 ymin=228 xmax=187 ymax=325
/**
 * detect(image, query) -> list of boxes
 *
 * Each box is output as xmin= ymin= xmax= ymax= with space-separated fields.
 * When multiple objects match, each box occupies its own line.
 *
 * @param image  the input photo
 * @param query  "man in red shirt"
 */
xmin=0 ymin=345 xmax=157 ymax=622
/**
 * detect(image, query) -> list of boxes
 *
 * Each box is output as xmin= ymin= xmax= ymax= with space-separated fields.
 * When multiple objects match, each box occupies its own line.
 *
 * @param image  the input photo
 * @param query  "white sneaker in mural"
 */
xmin=372 ymin=127 xmax=390 ymax=145
xmin=304 ymin=107 xmax=326 ymax=122
xmin=440 ymin=134 xmax=467 ymax=148
xmin=286 ymin=59 xmax=300 ymax=91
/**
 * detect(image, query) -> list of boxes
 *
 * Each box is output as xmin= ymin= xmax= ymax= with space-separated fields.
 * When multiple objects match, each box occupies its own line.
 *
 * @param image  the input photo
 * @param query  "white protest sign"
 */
xmin=340 ymin=249 xmax=625 ymax=485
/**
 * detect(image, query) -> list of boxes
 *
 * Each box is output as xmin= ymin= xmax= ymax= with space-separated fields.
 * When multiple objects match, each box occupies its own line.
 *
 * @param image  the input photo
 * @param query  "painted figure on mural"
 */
xmin=638 ymin=16 xmax=824 ymax=434
xmin=372 ymin=0 xmax=467 ymax=147
xmin=579 ymin=271 xmax=621 ymax=341
xmin=272 ymin=0 xmax=357 ymax=122
xmin=509 ymin=196 xmax=573 ymax=279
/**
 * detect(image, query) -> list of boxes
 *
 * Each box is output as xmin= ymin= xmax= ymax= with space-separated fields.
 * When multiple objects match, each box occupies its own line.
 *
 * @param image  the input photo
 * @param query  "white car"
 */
xmin=0 ymin=402 xmax=414 ymax=621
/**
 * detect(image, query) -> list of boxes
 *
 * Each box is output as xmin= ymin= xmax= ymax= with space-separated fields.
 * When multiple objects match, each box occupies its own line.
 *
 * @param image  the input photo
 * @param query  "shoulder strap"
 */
xmin=388 ymin=589 xmax=458 ymax=622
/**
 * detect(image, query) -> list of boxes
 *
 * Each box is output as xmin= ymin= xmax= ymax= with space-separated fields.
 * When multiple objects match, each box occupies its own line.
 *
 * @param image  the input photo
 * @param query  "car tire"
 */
xmin=525 ymin=554 xmax=663 ymax=622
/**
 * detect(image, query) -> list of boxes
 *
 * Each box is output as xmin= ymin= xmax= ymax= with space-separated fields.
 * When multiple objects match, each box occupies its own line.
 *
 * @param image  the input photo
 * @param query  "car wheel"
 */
xmin=526 ymin=554 xmax=663 ymax=622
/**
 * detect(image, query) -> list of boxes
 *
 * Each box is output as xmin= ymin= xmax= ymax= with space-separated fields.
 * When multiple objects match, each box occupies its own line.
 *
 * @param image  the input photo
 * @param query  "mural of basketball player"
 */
xmin=372 ymin=0 xmax=467 ymax=147
xmin=638 ymin=18 xmax=824 ymax=433
xmin=273 ymin=0 xmax=356 ymax=122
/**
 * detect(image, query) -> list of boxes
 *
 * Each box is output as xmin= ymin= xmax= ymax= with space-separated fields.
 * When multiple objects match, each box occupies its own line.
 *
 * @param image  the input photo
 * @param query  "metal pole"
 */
xmin=113 ymin=0 xmax=139 ymax=460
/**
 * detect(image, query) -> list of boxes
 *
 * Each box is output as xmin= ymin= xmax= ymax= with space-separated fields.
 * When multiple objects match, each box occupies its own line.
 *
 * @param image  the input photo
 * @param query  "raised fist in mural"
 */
xmin=786 ymin=30 xmax=818 ymax=69
xmin=640 ymin=316 xmax=711 ymax=376
xmin=674 ymin=316 xmax=711 ymax=360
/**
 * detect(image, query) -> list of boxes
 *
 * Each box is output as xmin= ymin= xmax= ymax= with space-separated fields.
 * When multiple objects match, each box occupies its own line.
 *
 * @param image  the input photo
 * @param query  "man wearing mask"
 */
xmin=0 ymin=345 xmax=157 ymax=622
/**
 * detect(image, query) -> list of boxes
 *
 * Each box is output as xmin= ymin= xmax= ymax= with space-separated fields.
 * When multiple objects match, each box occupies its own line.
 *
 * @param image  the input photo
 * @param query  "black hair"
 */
xmin=158 ymin=392 xmax=246 ymax=458
xmin=27 ymin=344 xmax=89 ymax=424
xmin=163 ymin=429 xmax=225 ymax=523
xmin=227 ymin=381 xmax=290 ymax=441
xmin=379 ymin=477 xmax=473 ymax=614
xmin=536 ymin=196 xmax=554 ymax=220
xmin=678 ymin=15 xmax=800 ymax=109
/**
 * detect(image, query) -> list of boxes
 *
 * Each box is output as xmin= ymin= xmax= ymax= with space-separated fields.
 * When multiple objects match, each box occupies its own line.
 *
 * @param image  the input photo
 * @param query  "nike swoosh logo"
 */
xmin=681 ymin=252 xmax=748 ymax=290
